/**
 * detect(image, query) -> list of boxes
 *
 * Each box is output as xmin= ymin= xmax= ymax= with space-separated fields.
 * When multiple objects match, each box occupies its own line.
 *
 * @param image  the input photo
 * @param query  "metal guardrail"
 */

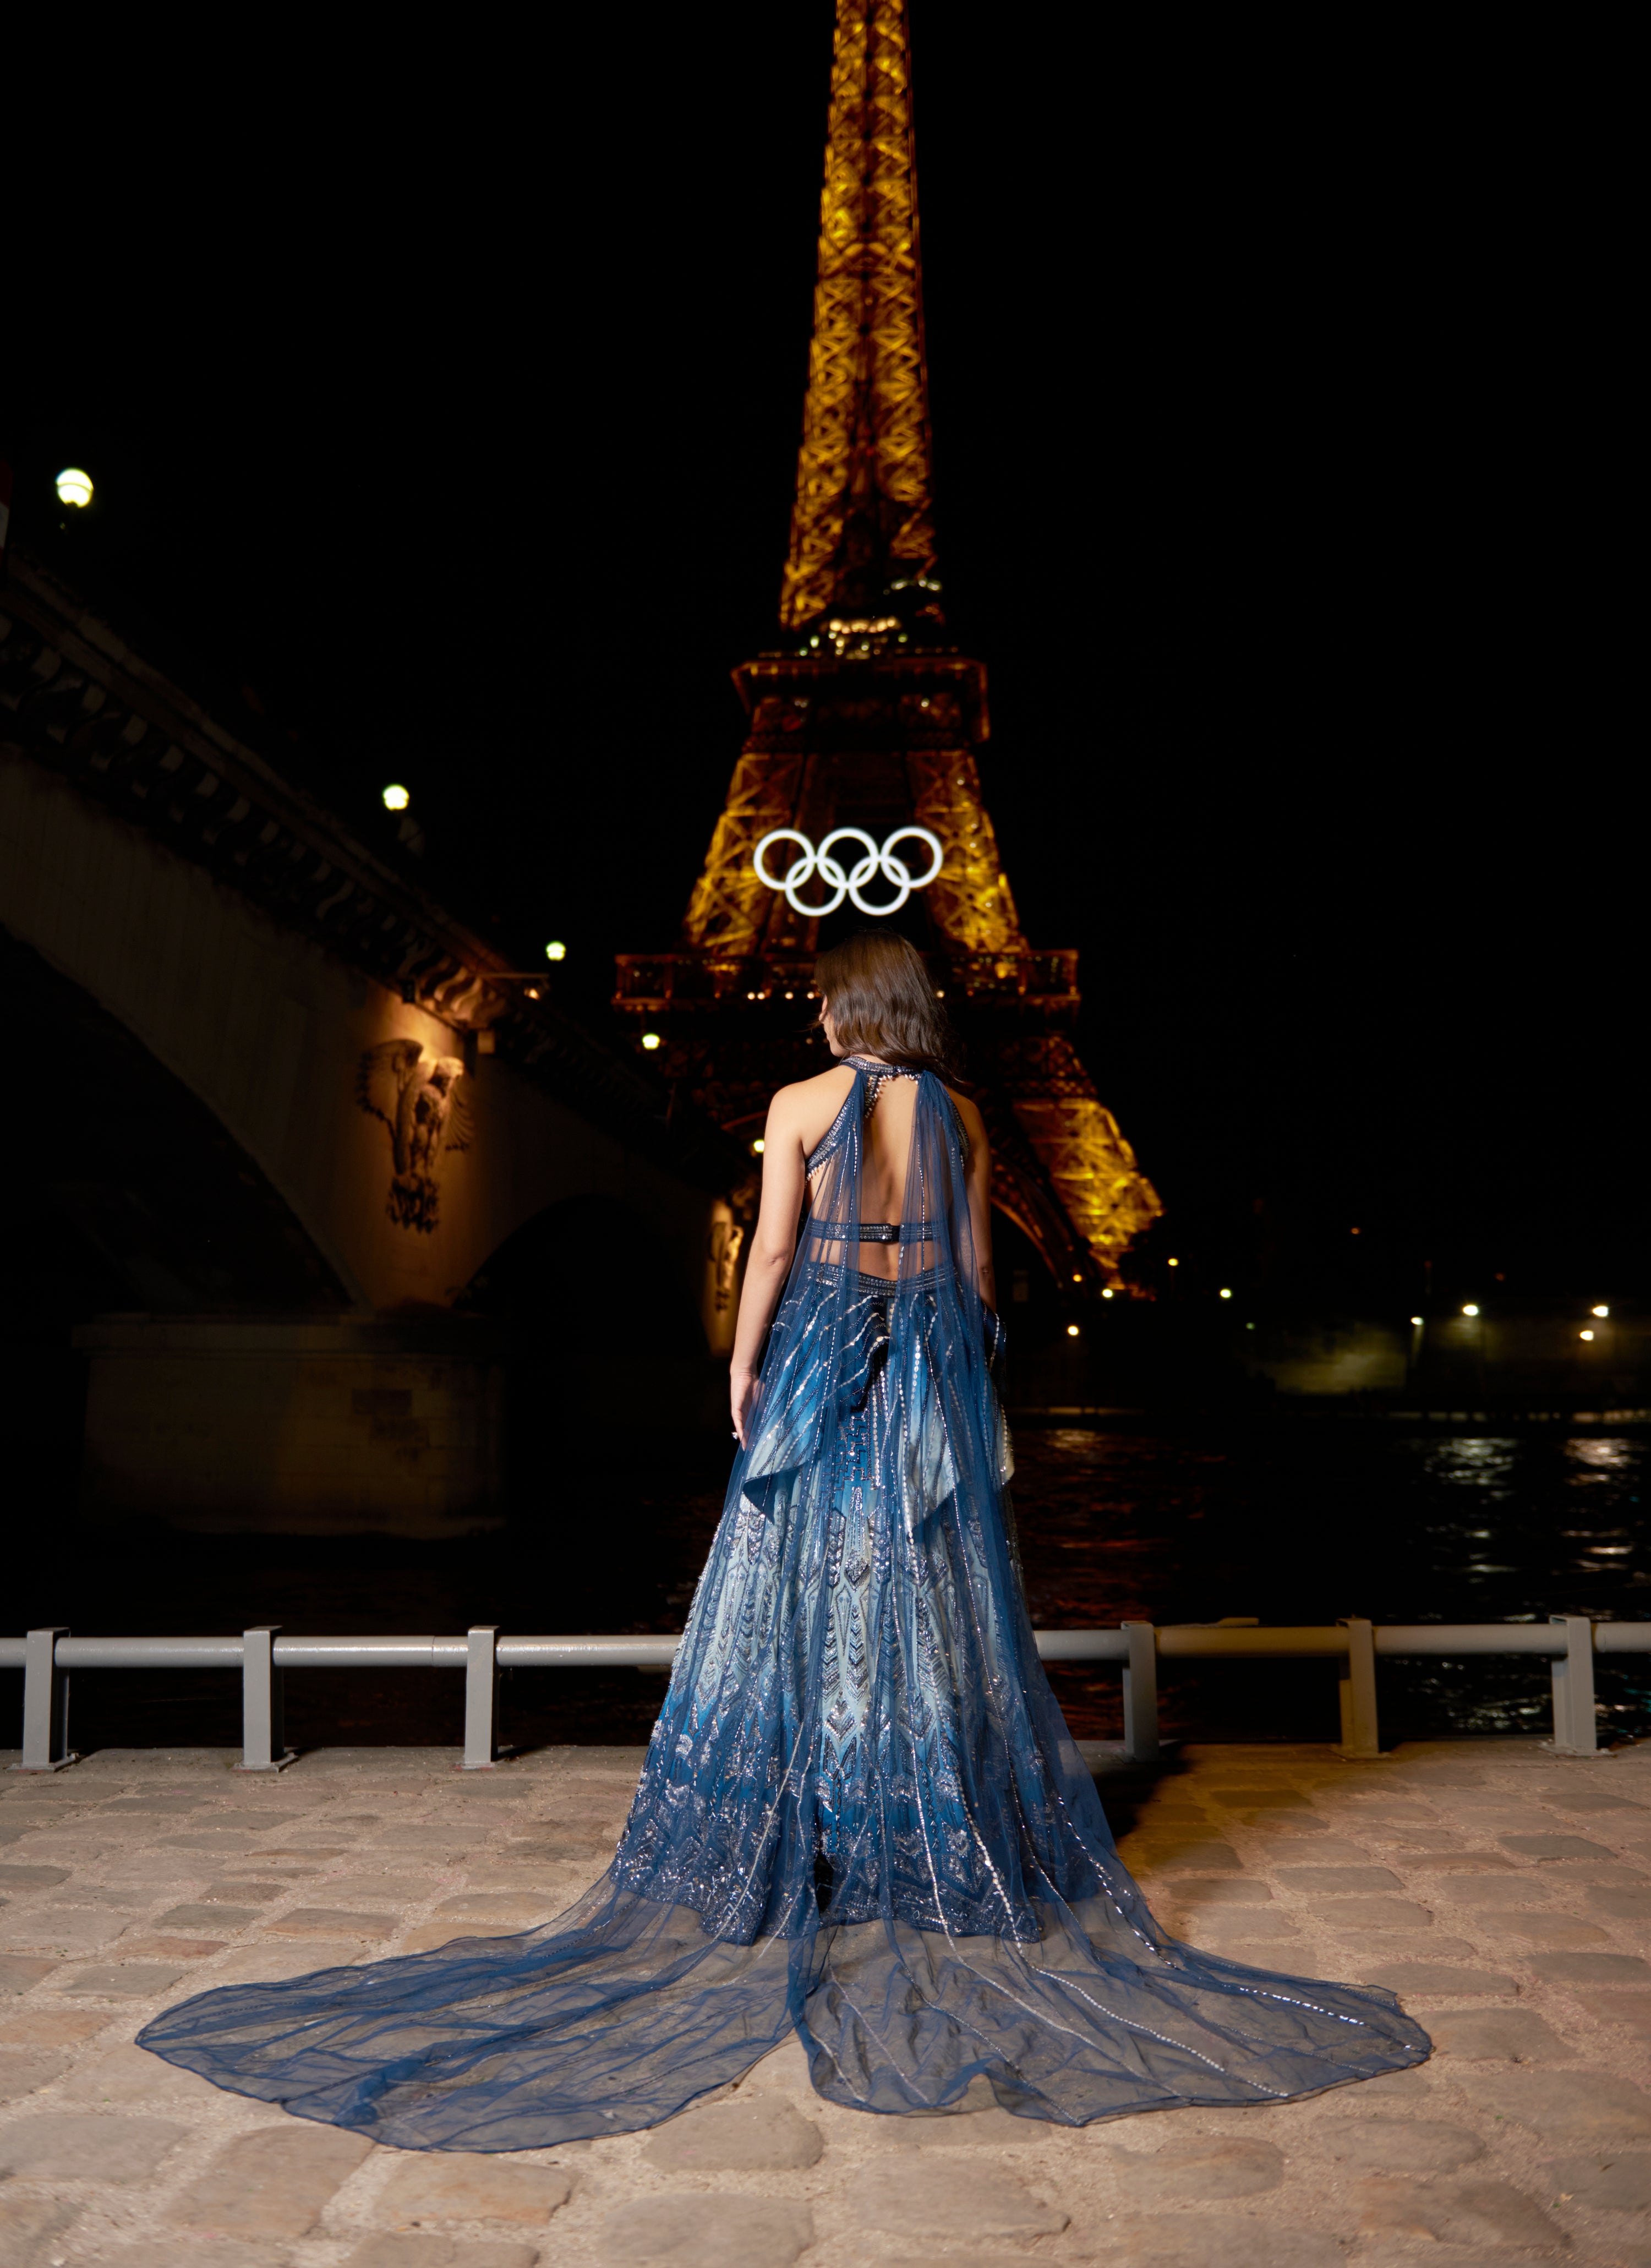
xmin=0 ymin=1616 xmax=1637 ymax=1774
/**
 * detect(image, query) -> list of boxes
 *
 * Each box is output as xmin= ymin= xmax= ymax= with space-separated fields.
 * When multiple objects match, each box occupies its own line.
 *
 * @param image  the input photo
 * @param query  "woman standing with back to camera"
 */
xmin=140 ymin=930 xmax=1428 ymax=2145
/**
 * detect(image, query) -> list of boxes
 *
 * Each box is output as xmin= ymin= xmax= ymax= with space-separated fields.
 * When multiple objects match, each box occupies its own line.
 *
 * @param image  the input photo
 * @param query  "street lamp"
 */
xmin=382 ymin=785 xmax=410 ymax=811
xmin=544 ymin=941 xmax=567 ymax=962
xmin=55 ymin=468 xmax=93 ymax=507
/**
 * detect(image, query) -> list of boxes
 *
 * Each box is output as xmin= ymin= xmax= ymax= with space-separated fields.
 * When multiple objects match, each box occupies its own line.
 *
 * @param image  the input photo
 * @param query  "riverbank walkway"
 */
xmin=6 ymin=1737 xmax=1651 ymax=2266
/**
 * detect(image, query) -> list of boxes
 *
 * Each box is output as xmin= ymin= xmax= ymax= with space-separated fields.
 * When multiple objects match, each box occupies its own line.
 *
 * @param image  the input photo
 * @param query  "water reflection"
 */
xmin=1011 ymin=1425 xmax=1651 ymax=1744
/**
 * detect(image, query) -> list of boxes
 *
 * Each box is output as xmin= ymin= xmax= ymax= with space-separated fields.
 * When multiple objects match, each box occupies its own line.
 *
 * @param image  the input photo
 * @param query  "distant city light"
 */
xmin=1350 ymin=1226 xmax=1361 ymax=1236
xmin=1167 ymin=1258 xmax=1179 ymax=1268
xmin=1462 ymin=1304 xmax=1480 ymax=1318
xmin=524 ymin=986 xmax=539 ymax=999
xmin=752 ymin=1138 xmax=766 ymax=1155
xmin=1101 ymin=1288 xmax=1114 ymax=1300
xmin=640 ymin=1032 xmax=662 ymax=1051
xmin=1072 ymin=1272 xmax=1083 ymax=1283
xmin=1411 ymin=1316 xmax=1424 ymax=1327
xmin=1580 ymin=1329 xmax=1595 ymax=1342
xmin=382 ymin=784 xmax=410 ymax=811
xmin=1592 ymin=1304 xmax=1610 ymax=1318
xmin=1066 ymin=1323 xmax=1080 ymax=1337
xmin=544 ymin=941 xmax=566 ymax=962
xmin=55 ymin=467 xmax=93 ymax=507
xmin=1219 ymin=1287 xmax=1232 ymax=1300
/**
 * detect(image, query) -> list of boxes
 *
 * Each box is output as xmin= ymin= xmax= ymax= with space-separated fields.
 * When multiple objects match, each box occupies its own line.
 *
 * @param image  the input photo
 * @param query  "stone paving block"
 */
xmin=119 ymin=1933 xmax=230 ymax=1958
xmin=603 ymin=2194 xmax=814 ymax=2266
xmin=0 ymin=2108 xmax=190 ymax=2180
xmin=378 ymin=2150 xmax=573 ymax=2223
xmin=154 ymin=1901 xmax=263 ymax=1931
xmin=266 ymin=1906 xmax=397 ymax=1939
xmin=1546 ymin=2149 xmax=1651 ymax=2209
xmin=0 ymin=1954 xmax=57 ymax=1992
xmin=1142 ymin=1843 xmax=1244 ymax=1873
xmin=849 ymin=2159 xmax=1068 ymax=2238
xmin=97 ymin=1792 xmax=205 ymax=1812
xmin=433 ymin=1894 xmax=555 ymax=1923
xmin=0 ymin=2006 xmax=108 ymax=2046
xmin=1500 ymin=1832 xmax=1616 ymax=1859
xmin=1097 ymin=2215 xmax=1344 ymax=2266
xmin=57 ymin=1961 xmax=185 ymax=1994
xmin=62 ymin=2041 xmax=226 ymax=2103
xmin=1440 ymin=1873 xmax=1552 ymax=1905
xmin=1353 ymin=2174 xmax=1565 ymax=2248
xmin=1590 ymin=1884 xmax=1651 ymax=1918
xmin=1184 ymin=1910 xmax=1299 ymax=1939
xmin=1320 ymin=2114 xmax=1484 ymax=2170
xmin=312 ymin=1876 xmax=432 ymax=1903
xmin=347 ymin=2240 xmax=540 ymax=2268
xmin=1528 ymin=1950 xmax=1651 ymax=1982
xmin=1457 ymin=2063 xmax=1651 ymax=2141
xmin=1573 ymin=1990 xmax=1651 ymax=2037
xmin=0 ymin=2192 xmax=80 ymax=2266
xmin=1549 ymin=1788 xmax=1648 ymax=1811
xmin=1407 ymin=1850 xmax=1515 ymax=1871
xmin=1109 ymin=2133 xmax=1283 ymax=2199
xmin=1362 ymin=1962 xmax=1518 ymax=1994
xmin=878 ymin=2105 xmax=1044 ymax=2147
xmin=173 ymin=2122 xmax=374 ymax=2236
xmin=96 ymin=2245 xmax=301 ymax=2268
xmin=0 ymin=2047 xmax=67 ymax=2098
xmin=0 ymin=1904 xmax=128 ymax=1950
xmin=1169 ymin=1876 xmax=1271 ymax=1904
xmin=644 ymin=2094 xmax=822 ymax=2170
xmin=206 ymin=1942 xmax=362 ymax=1982
xmin=1278 ymin=1867 xmax=1402 ymax=1892
xmin=400 ymin=1923 xmax=522 ymax=1953
xmin=0 ymin=1865 xmax=70 ymax=1888
xmin=1425 ymin=2006 xmax=1576 ymax=2061
xmin=1473 ymin=1912 xmax=1609 ymax=1945
xmin=1316 ymin=1898 xmax=1435 ymax=1931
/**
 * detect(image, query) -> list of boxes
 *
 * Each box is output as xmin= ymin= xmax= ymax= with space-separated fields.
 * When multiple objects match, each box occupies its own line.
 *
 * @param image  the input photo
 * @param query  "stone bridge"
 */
xmin=1 ymin=555 xmax=745 ymax=1539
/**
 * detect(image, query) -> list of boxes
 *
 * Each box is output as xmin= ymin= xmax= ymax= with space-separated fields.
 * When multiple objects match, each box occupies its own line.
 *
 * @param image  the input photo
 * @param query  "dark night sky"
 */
xmin=6 ymin=8 xmax=1631 ymax=1310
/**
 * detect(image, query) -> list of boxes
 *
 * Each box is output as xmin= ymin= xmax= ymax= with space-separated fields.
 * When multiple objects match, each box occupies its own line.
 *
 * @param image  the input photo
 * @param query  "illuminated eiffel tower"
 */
xmin=615 ymin=0 xmax=1160 ymax=1289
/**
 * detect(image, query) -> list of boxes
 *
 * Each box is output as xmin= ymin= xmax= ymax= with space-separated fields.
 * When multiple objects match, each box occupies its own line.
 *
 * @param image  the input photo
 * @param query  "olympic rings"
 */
xmin=752 ymin=826 xmax=944 ymax=917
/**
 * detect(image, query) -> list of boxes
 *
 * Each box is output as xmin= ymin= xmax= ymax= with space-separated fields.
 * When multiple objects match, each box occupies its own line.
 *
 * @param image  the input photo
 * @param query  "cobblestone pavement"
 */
xmin=8 ymin=1739 xmax=1651 ymax=2265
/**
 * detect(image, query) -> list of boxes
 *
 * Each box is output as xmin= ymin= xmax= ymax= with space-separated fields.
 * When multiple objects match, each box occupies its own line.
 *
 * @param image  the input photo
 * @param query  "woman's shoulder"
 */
xmin=767 ymin=1062 xmax=856 ymax=1151
xmin=944 ymin=1083 xmax=987 ymax=1146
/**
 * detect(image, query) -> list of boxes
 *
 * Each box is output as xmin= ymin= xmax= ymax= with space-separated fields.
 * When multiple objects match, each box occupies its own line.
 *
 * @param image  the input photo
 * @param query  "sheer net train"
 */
xmin=138 ymin=1063 xmax=1428 ymax=2147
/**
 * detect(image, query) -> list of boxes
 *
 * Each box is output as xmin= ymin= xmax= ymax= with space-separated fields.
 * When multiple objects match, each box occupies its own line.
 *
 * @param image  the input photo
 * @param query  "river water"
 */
xmin=19 ymin=1420 xmax=1651 ymax=1753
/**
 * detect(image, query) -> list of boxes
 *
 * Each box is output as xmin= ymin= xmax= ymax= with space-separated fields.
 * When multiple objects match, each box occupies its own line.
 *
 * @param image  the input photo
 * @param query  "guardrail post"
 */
xmin=238 ymin=1627 xmax=294 ymax=1772
xmin=1337 ymin=1619 xmax=1381 ymax=1758
xmin=1120 ymin=1621 xmax=1160 ymax=1763
xmin=1549 ymin=1615 xmax=1598 ymax=1756
xmin=11 ymin=1628 xmax=76 ymax=1773
xmin=462 ymin=1625 xmax=500 ymax=1769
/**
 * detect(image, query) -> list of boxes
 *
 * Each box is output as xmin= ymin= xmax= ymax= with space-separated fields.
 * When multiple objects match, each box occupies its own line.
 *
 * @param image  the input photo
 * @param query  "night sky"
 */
xmin=6 ymin=8 xmax=1628 ymax=1313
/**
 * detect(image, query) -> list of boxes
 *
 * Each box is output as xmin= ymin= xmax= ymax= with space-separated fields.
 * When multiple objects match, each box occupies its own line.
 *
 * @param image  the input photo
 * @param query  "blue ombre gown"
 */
xmin=139 ymin=1063 xmax=1428 ymax=2145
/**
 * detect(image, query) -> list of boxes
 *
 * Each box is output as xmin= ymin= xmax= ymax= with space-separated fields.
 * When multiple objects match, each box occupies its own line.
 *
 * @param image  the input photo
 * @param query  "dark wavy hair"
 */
xmin=814 ymin=930 xmax=956 ymax=1076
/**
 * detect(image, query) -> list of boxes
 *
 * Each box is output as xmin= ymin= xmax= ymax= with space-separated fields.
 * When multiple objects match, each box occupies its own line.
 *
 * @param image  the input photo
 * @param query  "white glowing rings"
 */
xmin=752 ymin=826 xmax=944 ymax=917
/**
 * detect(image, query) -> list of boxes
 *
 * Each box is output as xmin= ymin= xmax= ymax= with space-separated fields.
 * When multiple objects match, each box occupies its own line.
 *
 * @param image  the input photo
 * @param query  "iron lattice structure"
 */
xmin=617 ymin=0 xmax=1160 ymax=1288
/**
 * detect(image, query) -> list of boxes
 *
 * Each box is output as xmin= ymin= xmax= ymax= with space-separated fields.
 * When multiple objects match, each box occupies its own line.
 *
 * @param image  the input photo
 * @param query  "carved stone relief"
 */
xmin=357 ymin=1039 xmax=474 ymax=1232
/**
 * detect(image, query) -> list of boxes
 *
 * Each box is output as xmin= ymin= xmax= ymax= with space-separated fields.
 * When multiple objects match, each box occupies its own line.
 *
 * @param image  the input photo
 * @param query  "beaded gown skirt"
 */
xmin=138 ymin=1069 xmax=1429 ymax=2148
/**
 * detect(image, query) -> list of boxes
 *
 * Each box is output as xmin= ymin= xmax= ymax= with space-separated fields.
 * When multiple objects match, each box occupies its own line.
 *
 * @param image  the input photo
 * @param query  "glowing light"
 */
xmin=1350 ymin=1226 xmax=1361 ymax=1236
xmin=784 ymin=991 xmax=794 ymax=999
xmin=1101 ymin=1288 xmax=1114 ymax=1300
xmin=1066 ymin=1323 xmax=1080 ymax=1337
xmin=1593 ymin=1304 xmax=1610 ymax=1318
xmin=752 ymin=1138 xmax=765 ymax=1155
xmin=1219 ymin=1287 xmax=1232 ymax=1300
xmin=752 ymin=826 xmax=943 ymax=918
xmin=1072 ymin=1272 xmax=1083 ymax=1283
xmin=1462 ymin=1304 xmax=1480 ymax=1318
xmin=382 ymin=784 xmax=410 ymax=811
xmin=1581 ymin=1329 xmax=1595 ymax=1341
xmin=1411 ymin=1316 xmax=1424 ymax=1327
xmin=55 ymin=467 xmax=93 ymax=507
xmin=524 ymin=986 xmax=539 ymax=999
xmin=641 ymin=1032 xmax=662 ymax=1051
xmin=1167 ymin=1258 xmax=1179 ymax=1268
xmin=544 ymin=941 xmax=566 ymax=962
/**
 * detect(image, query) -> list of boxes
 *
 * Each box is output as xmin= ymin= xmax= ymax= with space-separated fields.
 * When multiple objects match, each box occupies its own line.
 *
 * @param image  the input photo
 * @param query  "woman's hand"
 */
xmin=730 ymin=1367 xmax=757 ymax=1449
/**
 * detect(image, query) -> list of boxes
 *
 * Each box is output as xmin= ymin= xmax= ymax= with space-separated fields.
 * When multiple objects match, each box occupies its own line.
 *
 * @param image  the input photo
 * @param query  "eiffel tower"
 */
xmin=615 ymin=0 xmax=1160 ymax=1292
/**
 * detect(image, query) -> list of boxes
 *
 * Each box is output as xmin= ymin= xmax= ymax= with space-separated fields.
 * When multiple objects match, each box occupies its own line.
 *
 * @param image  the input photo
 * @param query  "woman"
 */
xmin=140 ymin=931 xmax=1427 ymax=2147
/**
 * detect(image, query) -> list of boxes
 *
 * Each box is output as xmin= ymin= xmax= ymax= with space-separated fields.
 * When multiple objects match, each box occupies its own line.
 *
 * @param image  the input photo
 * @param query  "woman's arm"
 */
xmin=956 ymin=1094 xmax=997 ymax=1311
xmin=729 ymin=1087 xmax=810 ymax=1446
